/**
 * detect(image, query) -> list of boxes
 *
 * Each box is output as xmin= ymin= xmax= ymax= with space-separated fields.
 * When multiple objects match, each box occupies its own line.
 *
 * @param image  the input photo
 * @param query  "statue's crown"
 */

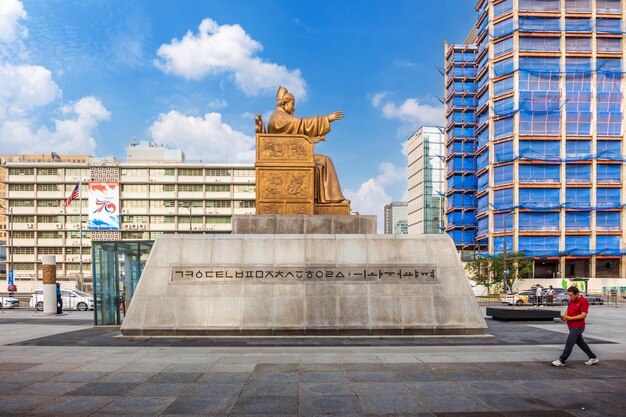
xmin=276 ymin=86 xmax=294 ymax=105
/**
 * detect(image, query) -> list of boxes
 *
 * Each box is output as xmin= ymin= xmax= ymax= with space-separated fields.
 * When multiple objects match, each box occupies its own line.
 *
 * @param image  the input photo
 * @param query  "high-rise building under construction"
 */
xmin=445 ymin=0 xmax=625 ymax=280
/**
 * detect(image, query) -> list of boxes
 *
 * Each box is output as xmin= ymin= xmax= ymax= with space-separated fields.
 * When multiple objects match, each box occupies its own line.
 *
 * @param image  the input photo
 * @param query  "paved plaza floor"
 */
xmin=0 ymin=306 xmax=625 ymax=416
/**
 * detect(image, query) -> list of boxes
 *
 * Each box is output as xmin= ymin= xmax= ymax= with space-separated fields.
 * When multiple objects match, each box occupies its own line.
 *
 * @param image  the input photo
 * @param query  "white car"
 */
xmin=29 ymin=289 xmax=94 ymax=311
xmin=0 ymin=297 xmax=20 ymax=309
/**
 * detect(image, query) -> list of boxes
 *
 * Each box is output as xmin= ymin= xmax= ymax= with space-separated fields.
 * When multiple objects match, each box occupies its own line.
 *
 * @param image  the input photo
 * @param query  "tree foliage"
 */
xmin=465 ymin=252 xmax=533 ymax=293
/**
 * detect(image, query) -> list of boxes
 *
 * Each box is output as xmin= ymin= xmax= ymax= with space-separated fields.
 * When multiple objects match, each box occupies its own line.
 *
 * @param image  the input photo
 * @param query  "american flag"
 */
xmin=63 ymin=183 xmax=80 ymax=207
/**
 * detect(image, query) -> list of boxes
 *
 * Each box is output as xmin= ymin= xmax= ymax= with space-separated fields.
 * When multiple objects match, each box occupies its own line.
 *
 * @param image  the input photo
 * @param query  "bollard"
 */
xmin=42 ymin=256 xmax=57 ymax=315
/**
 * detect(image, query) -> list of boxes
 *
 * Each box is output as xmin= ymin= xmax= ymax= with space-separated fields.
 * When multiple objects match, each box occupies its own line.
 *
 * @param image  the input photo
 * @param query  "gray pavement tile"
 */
xmin=404 ymin=381 xmax=466 ymax=396
xmin=254 ymin=363 xmax=299 ymax=372
xmin=460 ymin=380 xmax=519 ymax=395
xmin=392 ymin=370 xmax=445 ymax=382
xmin=298 ymin=395 xmax=363 ymax=415
xmin=231 ymin=395 xmax=297 ymax=414
xmin=575 ymin=366 xmax=625 ymax=379
xmin=530 ymin=391 xmax=615 ymax=410
xmin=69 ymin=382 xmax=137 ymax=396
xmin=96 ymin=372 xmax=154 ymax=383
xmin=0 ymin=395 xmax=49 ymax=414
xmin=125 ymin=382 xmax=190 ymax=397
xmin=217 ymin=355 xmax=260 ymax=364
xmin=479 ymin=395 xmax=556 ymax=411
xmin=299 ymin=354 xmax=340 ymax=364
xmin=509 ymin=379 xmax=573 ymax=394
xmin=502 ymin=411 xmax=578 ymax=417
xmin=162 ymin=363 xmax=213 ymax=373
xmin=434 ymin=413 xmax=505 ymax=417
xmin=248 ymin=371 xmax=298 ymax=383
xmin=419 ymin=394 xmax=496 ymax=413
xmin=162 ymin=395 xmax=237 ymax=415
xmin=183 ymin=382 xmax=244 ymax=397
xmin=18 ymin=382 xmax=84 ymax=396
xmin=0 ymin=382 xmax=23 ymax=394
xmin=352 ymin=381 xmax=412 ymax=396
xmin=592 ymin=392 xmax=626 ymax=408
xmin=346 ymin=371 xmax=397 ymax=382
xmin=98 ymin=396 xmax=177 ymax=415
xmin=28 ymin=395 xmax=115 ymax=415
xmin=240 ymin=382 xmax=297 ymax=397
xmin=359 ymin=395 xmax=429 ymax=414
xmin=342 ymin=363 xmax=390 ymax=371
xmin=300 ymin=371 xmax=348 ymax=383
xmin=210 ymin=363 xmax=257 ymax=373
xmin=299 ymin=363 xmax=342 ymax=372
xmin=566 ymin=409 xmax=626 ymax=417
xmin=568 ymin=378 xmax=616 ymax=392
xmin=147 ymin=372 xmax=203 ymax=383
xmin=0 ymin=371 xmax=58 ymax=384
xmin=48 ymin=371 xmax=107 ymax=383
xmin=299 ymin=382 xmax=356 ymax=397
xmin=198 ymin=372 xmax=251 ymax=383
xmin=0 ymin=362 xmax=41 ymax=371
xmin=494 ymin=369 xmax=551 ymax=380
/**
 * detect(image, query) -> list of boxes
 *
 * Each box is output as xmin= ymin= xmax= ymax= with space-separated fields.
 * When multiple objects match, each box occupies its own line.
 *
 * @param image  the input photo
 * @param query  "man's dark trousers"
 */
xmin=559 ymin=327 xmax=596 ymax=363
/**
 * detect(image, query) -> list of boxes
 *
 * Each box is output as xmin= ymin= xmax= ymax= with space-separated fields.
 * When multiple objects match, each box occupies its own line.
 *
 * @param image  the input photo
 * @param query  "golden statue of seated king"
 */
xmin=254 ymin=87 xmax=350 ymax=215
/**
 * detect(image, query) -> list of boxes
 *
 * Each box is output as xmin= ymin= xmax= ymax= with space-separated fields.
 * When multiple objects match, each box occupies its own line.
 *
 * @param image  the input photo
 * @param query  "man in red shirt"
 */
xmin=552 ymin=286 xmax=599 ymax=366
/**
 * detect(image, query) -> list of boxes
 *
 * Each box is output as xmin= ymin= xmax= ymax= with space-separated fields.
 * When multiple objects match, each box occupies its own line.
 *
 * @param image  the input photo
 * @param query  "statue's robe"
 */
xmin=268 ymin=108 xmax=348 ymax=204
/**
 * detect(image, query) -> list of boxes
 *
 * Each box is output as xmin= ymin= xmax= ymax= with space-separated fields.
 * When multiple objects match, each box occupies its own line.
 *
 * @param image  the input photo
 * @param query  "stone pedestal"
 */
xmin=121 ymin=234 xmax=487 ymax=336
xmin=42 ymin=255 xmax=57 ymax=315
xmin=232 ymin=215 xmax=376 ymax=235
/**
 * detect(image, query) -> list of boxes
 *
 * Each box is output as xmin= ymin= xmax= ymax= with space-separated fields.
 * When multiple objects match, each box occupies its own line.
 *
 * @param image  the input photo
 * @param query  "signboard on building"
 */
xmin=88 ymin=182 xmax=119 ymax=230
xmin=7 ymin=270 xmax=14 ymax=286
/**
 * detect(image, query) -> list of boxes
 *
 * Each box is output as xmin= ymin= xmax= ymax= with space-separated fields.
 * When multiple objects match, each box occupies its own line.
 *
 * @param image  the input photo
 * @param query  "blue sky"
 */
xmin=0 ymin=0 xmax=476 ymax=218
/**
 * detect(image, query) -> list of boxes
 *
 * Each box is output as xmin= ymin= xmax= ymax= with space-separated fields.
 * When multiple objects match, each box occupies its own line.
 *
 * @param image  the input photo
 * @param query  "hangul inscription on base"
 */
xmin=171 ymin=265 xmax=437 ymax=283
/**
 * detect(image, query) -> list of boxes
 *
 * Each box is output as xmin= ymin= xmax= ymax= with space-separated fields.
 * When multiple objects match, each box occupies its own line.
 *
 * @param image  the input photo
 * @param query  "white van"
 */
xmin=29 ymin=289 xmax=94 ymax=311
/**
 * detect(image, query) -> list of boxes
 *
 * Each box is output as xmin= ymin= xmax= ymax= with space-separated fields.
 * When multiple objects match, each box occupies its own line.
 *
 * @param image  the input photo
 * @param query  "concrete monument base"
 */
xmin=121 ymin=234 xmax=487 ymax=336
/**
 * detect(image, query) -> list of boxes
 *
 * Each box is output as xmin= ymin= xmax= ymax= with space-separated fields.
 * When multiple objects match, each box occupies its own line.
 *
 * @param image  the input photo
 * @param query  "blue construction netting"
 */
xmin=566 ymin=211 xmax=590 ymax=231
xmin=519 ymin=164 xmax=560 ymax=183
xmin=519 ymin=212 xmax=560 ymax=231
xmin=491 ymin=16 xmax=626 ymax=39
xmin=490 ymin=139 xmax=624 ymax=164
xmin=566 ymin=0 xmax=591 ymax=14
xmin=518 ymin=0 xmax=560 ymax=12
xmin=597 ymin=211 xmax=621 ymax=231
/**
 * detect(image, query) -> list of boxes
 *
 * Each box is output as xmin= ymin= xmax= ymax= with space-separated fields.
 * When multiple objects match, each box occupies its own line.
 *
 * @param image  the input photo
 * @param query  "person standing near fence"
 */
xmin=535 ymin=284 xmax=543 ymax=307
xmin=546 ymin=285 xmax=555 ymax=305
xmin=552 ymin=286 xmax=599 ymax=367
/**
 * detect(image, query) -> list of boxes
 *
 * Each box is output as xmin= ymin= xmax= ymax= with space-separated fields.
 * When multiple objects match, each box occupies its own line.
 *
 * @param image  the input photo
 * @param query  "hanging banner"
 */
xmin=88 ymin=182 xmax=119 ymax=230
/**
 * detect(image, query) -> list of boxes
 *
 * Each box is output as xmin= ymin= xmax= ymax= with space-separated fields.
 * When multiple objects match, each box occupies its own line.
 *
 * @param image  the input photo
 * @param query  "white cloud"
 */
xmin=0 ymin=96 xmax=110 ymax=155
xmin=344 ymin=162 xmax=407 ymax=233
xmin=381 ymin=97 xmax=443 ymax=127
xmin=207 ymin=98 xmax=228 ymax=109
xmin=0 ymin=64 xmax=60 ymax=117
xmin=148 ymin=110 xmax=254 ymax=162
xmin=0 ymin=0 xmax=27 ymax=42
xmin=155 ymin=18 xmax=306 ymax=98
xmin=370 ymin=92 xmax=389 ymax=108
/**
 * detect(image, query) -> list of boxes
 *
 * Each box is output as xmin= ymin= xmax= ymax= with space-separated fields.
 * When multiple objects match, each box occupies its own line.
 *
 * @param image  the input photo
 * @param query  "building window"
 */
xmin=37 ymin=184 xmax=59 ymax=191
xmin=206 ymin=200 xmax=231 ymax=208
xmin=9 ymin=200 xmax=34 ymax=207
xmin=149 ymin=184 xmax=175 ymax=192
xmin=178 ymin=200 xmax=203 ymax=207
xmin=37 ymin=168 xmax=59 ymax=176
xmin=150 ymin=232 xmax=164 ymax=239
xmin=150 ymin=216 xmax=175 ymax=224
xmin=67 ymin=231 xmax=91 ymax=239
xmin=179 ymin=168 xmax=203 ymax=176
xmin=122 ymin=200 xmax=148 ymax=208
xmin=121 ymin=169 xmax=148 ymax=177
xmin=179 ymin=184 xmax=203 ymax=192
xmin=39 ymin=247 xmax=63 ymax=255
xmin=234 ymin=185 xmax=255 ymax=193
xmin=9 ymin=184 xmax=34 ymax=191
xmin=65 ymin=168 xmax=90 ymax=177
xmin=123 ymin=216 xmax=148 ymax=224
xmin=13 ymin=247 xmax=34 ymax=254
xmin=66 ymin=215 xmax=87 ymax=223
xmin=206 ymin=216 xmax=231 ymax=224
xmin=39 ymin=231 xmax=63 ymax=239
xmin=38 ymin=200 xmax=62 ymax=207
xmin=13 ymin=263 xmax=35 ymax=270
xmin=233 ymin=169 xmax=254 ymax=177
xmin=121 ymin=232 xmax=148 ymax=239
xmin=179 ymin=216 xmax=203 ymax=224
xmin=149 ymin=168 xmax=175 ymax=176
xmin=13 ymin=232 xmax=34 ymax=239
xmin=122 ymin=184 xmax=148 ymax=192
xmin=206 ymin=169 xmax=231 ymax=176
xmin=66 ymin=247 xmax=90 ymax=255
xmin=13 ymin=216 xmax=35 ymax=223
xmin=149 ymin=200 xmax=176 ymax=208
xmin=234 ymin=200 xmax=255 ymax=208
xmin=8 ymin=168 xmax=34 ymax=176
xmin=38 ymin=215 xmax=63 ymax=223
xmin=206 ymin=185 xmax=230 ymax=192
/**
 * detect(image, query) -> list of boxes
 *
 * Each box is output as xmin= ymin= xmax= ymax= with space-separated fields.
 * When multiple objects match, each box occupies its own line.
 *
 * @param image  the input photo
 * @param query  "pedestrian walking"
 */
xmin=56 ymin=283 xmax=63 ymax=314
xmin=546 ymin=285 xmax=555 ymax=305
xmin=551 ymin=286 xmax=599 ymax=367
xmin=535 ymin=284 xmax=543 ymax=307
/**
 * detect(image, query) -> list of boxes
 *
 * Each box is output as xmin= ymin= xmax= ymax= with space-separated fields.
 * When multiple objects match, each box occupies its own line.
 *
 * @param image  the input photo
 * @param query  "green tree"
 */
xmin=465 ymin=252 xmax=533 ymax=294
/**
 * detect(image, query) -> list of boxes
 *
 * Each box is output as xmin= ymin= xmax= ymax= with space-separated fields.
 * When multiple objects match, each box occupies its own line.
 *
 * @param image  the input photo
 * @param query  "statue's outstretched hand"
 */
xmin=328 ymin=111 xmax=344 ymax=122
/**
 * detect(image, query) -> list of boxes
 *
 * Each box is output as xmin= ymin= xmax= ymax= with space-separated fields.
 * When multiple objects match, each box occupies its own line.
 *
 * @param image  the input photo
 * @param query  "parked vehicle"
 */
xmin=29 ymin=289 xmax=94 ymax=311
xmin=502 ymin=291 xmax=534 ymax=306
xmin=553 ymin=291 xmax=604 ymax=306
xmin=0 ymin=297 xmax=20 ymax=309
